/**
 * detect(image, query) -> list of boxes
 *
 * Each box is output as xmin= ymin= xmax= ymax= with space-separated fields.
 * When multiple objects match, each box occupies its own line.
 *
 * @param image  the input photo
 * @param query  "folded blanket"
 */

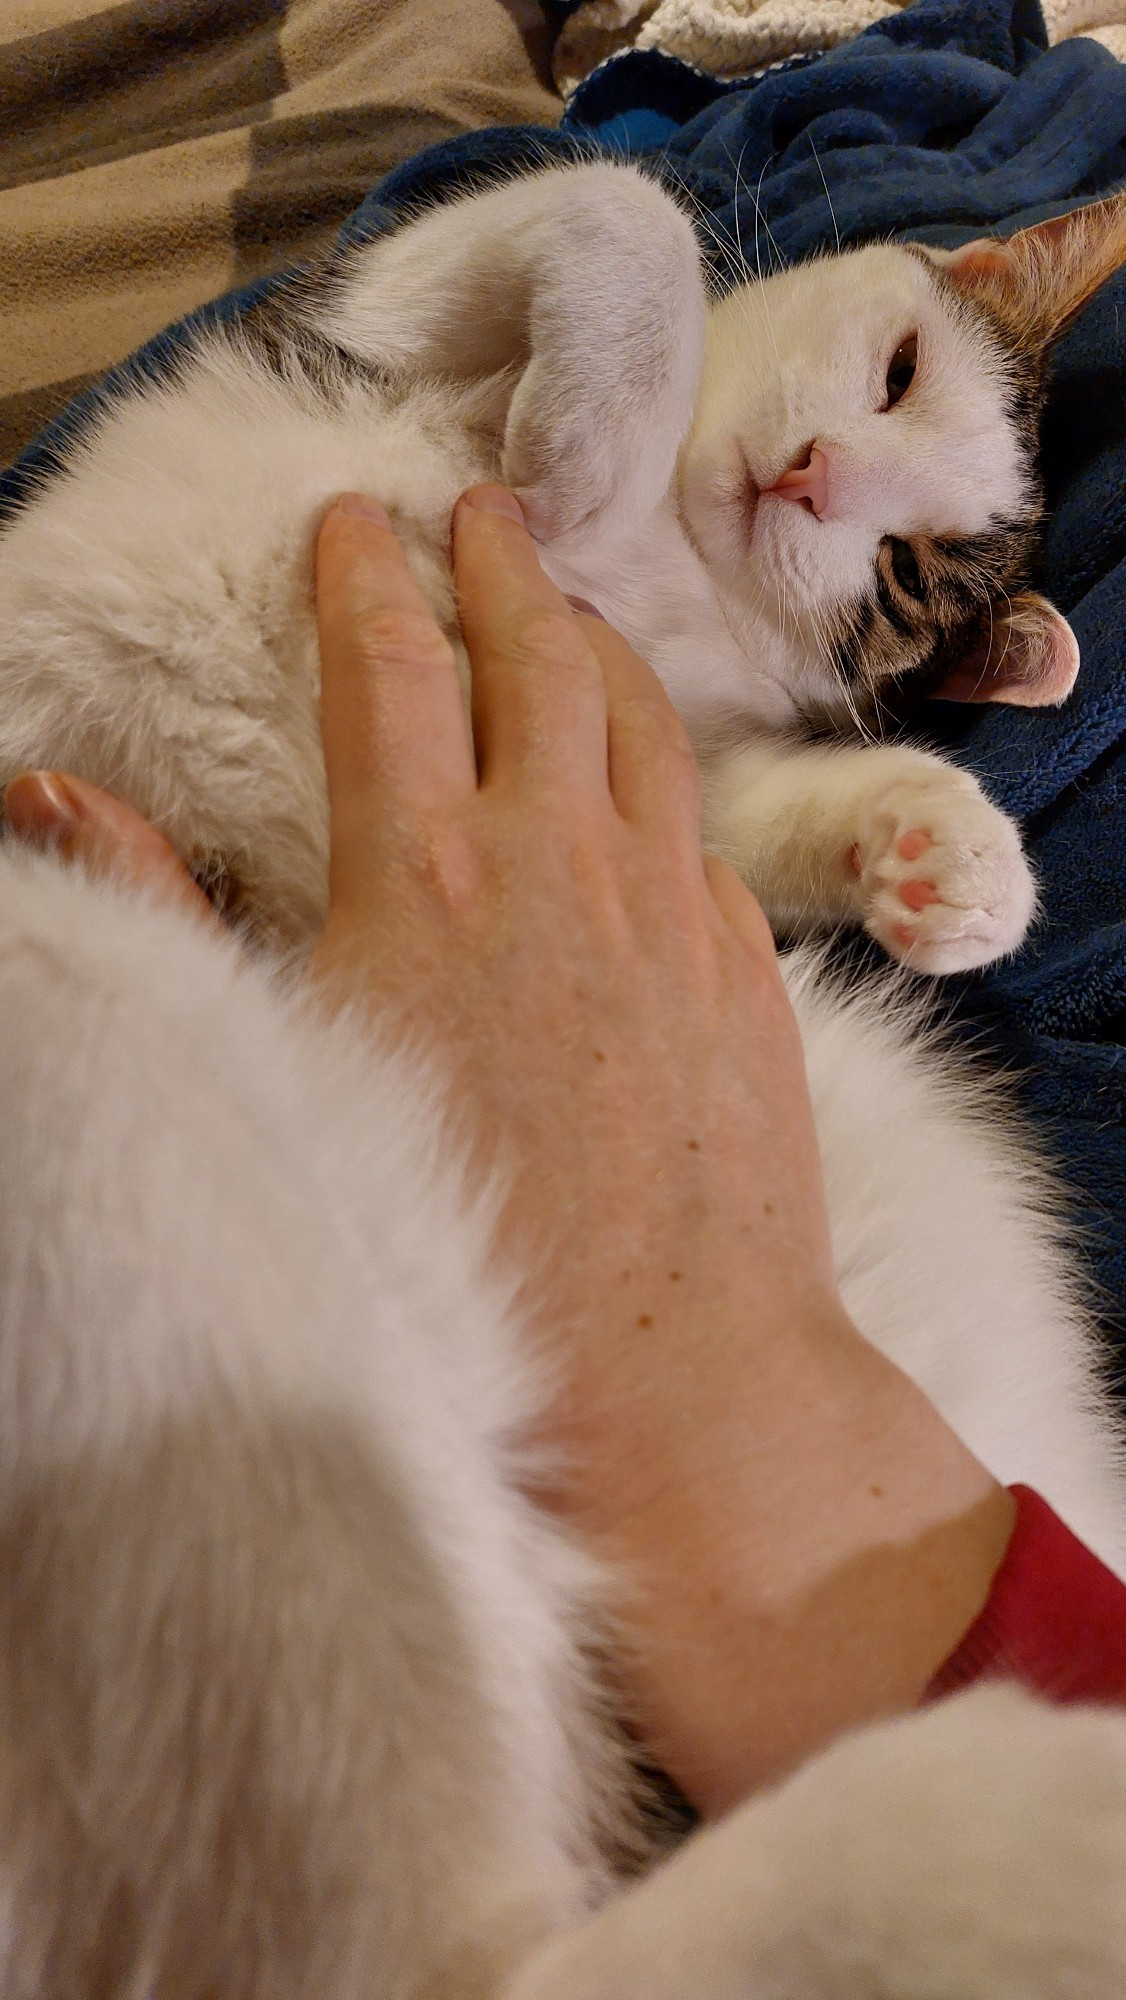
xmin=552 ymin=0 xmax=1126 ymax=95
xmin=4 ymin=0 xmax=1125 ymax=1368
xmin=0 ymin=0 xmax=560 ymax=469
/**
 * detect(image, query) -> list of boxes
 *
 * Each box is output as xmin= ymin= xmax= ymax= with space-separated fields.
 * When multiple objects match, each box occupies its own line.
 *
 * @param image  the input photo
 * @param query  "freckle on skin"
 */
xmin=870 ymin=1483 xmax=885 ymax=1499
xmin=637 ymin=1314 xmax=653 ymax=1329
xmin=669 ymin=1271 xmax=682 ymax=1282
xmin=763 ymin=1201 xmax=774 ymax=1216
xmin=620 ymin=1270 xmax=632 ymax=1284
xmin=593 ymin=1049 xmax=606 ymax=1063
xmin=687 ymin=1139 xmax=699 ymax=1152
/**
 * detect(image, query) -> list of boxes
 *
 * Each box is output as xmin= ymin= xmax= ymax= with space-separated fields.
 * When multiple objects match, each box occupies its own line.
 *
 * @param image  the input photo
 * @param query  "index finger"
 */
xmin=453 ymin=489 xmax=610 ymax=797
xmin=315 ymin=495 xmax=477 ymax=856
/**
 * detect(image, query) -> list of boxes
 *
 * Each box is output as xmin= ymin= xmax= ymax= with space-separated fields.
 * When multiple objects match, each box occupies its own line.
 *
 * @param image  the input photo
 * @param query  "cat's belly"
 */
xmin=0 ymin=335 xmax=490 ymax=945
xmin=541 ymin=502 xmax=796 ymax=740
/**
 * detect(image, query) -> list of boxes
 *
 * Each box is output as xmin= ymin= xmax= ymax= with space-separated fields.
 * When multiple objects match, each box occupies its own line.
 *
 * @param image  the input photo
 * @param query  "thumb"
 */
xmin=5 ymin=771 xmax=220 ymax=930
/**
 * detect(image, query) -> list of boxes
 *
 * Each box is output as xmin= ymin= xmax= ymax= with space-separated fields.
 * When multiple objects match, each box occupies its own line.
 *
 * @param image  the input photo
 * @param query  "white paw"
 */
xmin=854 ymin=769 xmax=1036 ymax=974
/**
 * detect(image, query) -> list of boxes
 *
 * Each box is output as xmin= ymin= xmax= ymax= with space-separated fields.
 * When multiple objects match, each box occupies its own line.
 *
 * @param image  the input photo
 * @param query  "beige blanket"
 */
xmin=554 ymin=0 xmax=1126 ymax=97
xmin=0 ymin=0 xmax=562 ymax=469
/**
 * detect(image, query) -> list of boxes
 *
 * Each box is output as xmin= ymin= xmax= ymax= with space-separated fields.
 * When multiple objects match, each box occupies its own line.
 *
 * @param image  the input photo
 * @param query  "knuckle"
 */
xmin=705 ymin=853 xmax=776 ymax=948
xmin=407 ymin=813 xmax=484 ymax=916
xmin=619 ymin=692 xmax=694 ymax=754
xmin=515 ymin=610 xmax=596 ymax=675
xmin=618 ymin=697 xmax=701 ymax=797
xmin=665 ymin=736 xmax=703 ymax=810
xmin=739 ymin=898 xmax=777 ymax=959
xmin=542 ymin=798 xmax=621 ymax=893
xmin=352 ymin=609 xmax=457 ymax=679
xmin=704 ymin=851 xmax=746 ymax=899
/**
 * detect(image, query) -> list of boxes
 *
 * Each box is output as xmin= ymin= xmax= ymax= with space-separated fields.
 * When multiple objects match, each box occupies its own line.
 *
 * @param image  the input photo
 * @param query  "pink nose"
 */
xmin=766 ymin=445 xmax=829 ymax=518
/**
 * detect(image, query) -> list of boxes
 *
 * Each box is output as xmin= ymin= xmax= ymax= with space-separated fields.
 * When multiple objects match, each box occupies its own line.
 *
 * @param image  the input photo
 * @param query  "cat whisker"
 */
xmin=745 ymin=162 xmax=785 ymax=378
xmin=829 ymin=633 xmax=881 ymax=747
xmin=971 ymin=592 xmax=1000 ymax=701
xmin=807 ymin=138 xmax=841 ymax=256
xmin=690 ymin=203 xmax=746 ymax=296
xmin=725 ymin=138 xmax=755 ymax=282
xmin=749 ymin=157 xmax=789 ymax=278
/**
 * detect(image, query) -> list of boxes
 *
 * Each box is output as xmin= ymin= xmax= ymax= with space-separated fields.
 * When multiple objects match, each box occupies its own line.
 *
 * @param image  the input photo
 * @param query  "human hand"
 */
xmin=306 ymin=486 xmax=844 ymax=1495
xmin=4 ymin=489 xmax=1013 ymax=1815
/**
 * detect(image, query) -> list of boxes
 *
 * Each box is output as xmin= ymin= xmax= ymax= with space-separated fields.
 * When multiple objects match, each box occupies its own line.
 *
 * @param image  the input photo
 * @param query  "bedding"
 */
xmin=551 ymin=0 xmax=1126 ymax=96
xmin=0 ymin=0 xmax=559 ymax=468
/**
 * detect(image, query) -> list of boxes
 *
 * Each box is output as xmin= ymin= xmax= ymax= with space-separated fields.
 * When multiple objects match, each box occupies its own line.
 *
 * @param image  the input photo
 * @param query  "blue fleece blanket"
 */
xmin=3 ymin=0 xmax=1125 ymax=1359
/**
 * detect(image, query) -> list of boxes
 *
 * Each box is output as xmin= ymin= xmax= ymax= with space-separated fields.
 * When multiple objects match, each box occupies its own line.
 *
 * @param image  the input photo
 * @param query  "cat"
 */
xmin=0 ymin=158 xmax=1123 ymax=1997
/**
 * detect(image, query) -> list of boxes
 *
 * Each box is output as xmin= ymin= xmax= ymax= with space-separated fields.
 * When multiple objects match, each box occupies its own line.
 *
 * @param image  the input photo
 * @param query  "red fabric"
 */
xmin=924 ymin=1484 xmax=1126 ymax=1707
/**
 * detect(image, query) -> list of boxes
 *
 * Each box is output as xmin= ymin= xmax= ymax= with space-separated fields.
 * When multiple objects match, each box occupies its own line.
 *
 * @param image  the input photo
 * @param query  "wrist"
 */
xmin=577 ymin=1307 xmax=1015 ymax=1816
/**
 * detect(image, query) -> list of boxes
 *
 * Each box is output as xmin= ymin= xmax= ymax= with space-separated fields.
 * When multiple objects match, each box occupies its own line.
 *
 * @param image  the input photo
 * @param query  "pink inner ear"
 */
xmin=933 ymin=605 xmax=1080 ymax=708
xmin=946 ymin=240 xmax=1013 ymax=287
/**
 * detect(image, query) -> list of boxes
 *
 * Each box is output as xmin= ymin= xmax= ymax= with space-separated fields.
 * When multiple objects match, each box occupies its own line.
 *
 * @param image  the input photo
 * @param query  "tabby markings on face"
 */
xmin=828 ymin=514 xmax=1042 ymax=699
xmin=827 ymin=277 xmax=1046 ymax=706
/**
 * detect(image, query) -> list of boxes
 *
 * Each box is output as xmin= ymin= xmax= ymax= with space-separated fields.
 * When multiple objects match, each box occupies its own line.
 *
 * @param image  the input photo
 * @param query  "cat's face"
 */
xmin=680 ymin=244 xmax=1039 ymax=717
xmin=678 ymin=196 xmax=1126 ymax=722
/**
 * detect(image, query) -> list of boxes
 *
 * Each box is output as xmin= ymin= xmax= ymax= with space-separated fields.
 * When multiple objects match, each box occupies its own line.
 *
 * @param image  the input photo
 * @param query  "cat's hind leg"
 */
xmin=781 ymin=949 xmax=1126 ymax=1573
xmin=315 ymin=160 xmax=706 ymax=552
xmin=0 ymin=845 xmax=612 ymax=2000
xmin=506 ymin=1685 xmax=1126 ymax=2000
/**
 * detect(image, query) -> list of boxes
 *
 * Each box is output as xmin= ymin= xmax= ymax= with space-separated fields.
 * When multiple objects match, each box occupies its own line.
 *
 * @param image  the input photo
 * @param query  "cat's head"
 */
xmin=679 ymin=194 xmax=1126 ymax=723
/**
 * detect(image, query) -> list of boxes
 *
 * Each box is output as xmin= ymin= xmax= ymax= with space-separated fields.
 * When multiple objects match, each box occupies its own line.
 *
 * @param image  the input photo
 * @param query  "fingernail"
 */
xmin=461 ymin=485 xmax=525 ymax=523
xmin=566 ymin=596 xmax=606 ymax=620
xmin=5 ymin=771 xmax=80 ymax=844
xmin=336 ymin=492 xmax=392 ymax=527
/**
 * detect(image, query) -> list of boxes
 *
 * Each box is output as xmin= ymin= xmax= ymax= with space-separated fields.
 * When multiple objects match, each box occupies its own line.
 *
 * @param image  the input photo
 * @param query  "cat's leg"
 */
xmin=704 ymin=736 xmax=1036 ymax=973
xmin=782 ymin=949 xmax=1126 ymax=1570
xmin=0 ymin=845 xmax=613 ymax=2000
xmin=312 ymin=161 xmax=707 ymax=550
xmin=507 ymin=1685 xmax=1126 ymax=2000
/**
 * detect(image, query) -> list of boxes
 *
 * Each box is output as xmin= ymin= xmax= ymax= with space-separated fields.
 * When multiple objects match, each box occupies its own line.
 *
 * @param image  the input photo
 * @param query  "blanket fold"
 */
xmin=552 ymin=0 xmax=1126 ymax=97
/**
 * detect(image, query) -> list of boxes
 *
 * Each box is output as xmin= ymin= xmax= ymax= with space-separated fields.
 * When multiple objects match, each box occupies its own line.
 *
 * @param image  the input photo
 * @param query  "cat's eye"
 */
xmin=884 ymin=334 xmax=918 ymax=410
xmin=887 ymin=537 xmax=924 ymax=598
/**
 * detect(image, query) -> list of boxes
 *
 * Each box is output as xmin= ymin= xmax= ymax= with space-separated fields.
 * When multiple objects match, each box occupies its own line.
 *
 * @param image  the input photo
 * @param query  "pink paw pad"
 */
xmin=896 ymin=828 xmax=932 ymax=862
xmin=899 ymin=876 xmax=939 ymax=912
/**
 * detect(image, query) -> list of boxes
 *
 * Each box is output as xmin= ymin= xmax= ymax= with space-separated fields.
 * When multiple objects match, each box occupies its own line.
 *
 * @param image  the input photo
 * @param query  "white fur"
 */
xmin=509 ymin=1685 xmax=1126 ymax=1999
xmin=0 ymin=160 xmax=1122 ymax=1996
xmin=681 ymin=243 xmax=1028 ymax=672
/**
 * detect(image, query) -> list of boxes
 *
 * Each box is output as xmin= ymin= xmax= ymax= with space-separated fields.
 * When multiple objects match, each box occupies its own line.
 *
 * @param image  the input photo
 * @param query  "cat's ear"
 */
xmin=931 ymin=593 xmax=1079 ymax=707
xmin=928 ymin=192 xmax=1126 ymax=347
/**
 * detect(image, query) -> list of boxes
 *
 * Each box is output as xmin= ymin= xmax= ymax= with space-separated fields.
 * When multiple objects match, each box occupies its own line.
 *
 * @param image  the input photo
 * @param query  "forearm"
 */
xmin=570 ymin=1298 xmax=1015 ymax=1818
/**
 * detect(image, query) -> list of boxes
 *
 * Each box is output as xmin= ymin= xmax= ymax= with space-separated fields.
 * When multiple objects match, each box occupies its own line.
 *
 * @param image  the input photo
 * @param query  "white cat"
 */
xmin=0 ymin=160 xmax=1123 ymax=1997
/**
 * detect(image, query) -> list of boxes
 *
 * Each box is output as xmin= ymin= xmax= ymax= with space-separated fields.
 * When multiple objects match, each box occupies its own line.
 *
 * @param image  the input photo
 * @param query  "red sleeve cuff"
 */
xmin=924 ymin=1484 xmax=1126 ymax=1707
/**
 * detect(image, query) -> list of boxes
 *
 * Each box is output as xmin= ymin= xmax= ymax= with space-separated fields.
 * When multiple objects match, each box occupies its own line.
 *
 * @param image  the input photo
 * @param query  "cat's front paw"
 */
xmin=854 ymin=770 xmax=1036 ymax=974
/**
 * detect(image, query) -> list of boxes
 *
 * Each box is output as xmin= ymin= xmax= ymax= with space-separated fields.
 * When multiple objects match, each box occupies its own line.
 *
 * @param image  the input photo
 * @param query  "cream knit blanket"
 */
xmin=554 ymin=0 xmax=1126 ymax=97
